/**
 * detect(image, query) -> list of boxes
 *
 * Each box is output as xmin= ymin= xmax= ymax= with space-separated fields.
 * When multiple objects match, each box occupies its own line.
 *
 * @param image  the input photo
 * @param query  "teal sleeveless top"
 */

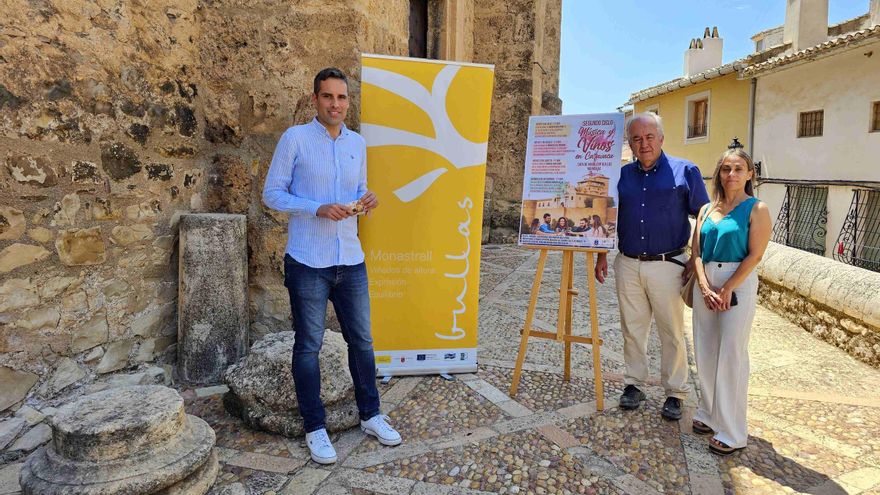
xmin=699 ymin=197 xmax=758 ymax=263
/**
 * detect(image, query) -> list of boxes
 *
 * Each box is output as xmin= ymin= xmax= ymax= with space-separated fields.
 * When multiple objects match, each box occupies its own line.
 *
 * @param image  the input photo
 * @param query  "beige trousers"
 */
xmin=692 ymin=261 xmax=758 ymax=449
xmin=613 ymin=254 xmax=690 ymax=399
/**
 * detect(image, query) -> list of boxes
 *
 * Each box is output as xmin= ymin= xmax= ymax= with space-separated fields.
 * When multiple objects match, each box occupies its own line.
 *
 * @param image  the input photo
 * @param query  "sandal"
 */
xmin=692 ymin=420 xmax=713 ymax=435
xmin=709 ymin=438 xmax=745 ymax=456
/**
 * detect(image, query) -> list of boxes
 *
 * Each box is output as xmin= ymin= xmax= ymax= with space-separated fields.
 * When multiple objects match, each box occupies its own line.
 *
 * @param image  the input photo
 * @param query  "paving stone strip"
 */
xmin=749 ymin=409 xmax=864 ymax=459
xmin=749 ymin=386 xmax=880 ymax=408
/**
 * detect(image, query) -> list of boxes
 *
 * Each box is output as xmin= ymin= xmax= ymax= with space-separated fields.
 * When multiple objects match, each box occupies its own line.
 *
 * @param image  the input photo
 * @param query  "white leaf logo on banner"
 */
xmin=361 ymin=65 xmax=488 ymax=202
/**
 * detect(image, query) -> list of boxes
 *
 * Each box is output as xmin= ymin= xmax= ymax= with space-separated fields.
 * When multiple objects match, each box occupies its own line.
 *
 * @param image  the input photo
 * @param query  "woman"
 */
xmin=555 ymin=217 xmax=570 ymax=234
xmin=690 ymin=149 xmax=771 ymax=456
xmin=529 ymin=218 xmax=540 ymax=235
xmin=590 ymin=215 xmax=609 ymax=238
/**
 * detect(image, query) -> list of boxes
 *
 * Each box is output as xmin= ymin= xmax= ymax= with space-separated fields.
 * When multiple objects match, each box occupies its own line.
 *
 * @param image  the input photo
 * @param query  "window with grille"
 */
xmin=871 ymin=102 xmax=880 ymax=133
xmin=798 ymin=110 xmax=824 ymax=138
xmin=772 ymin=185 xmax=828 ymax=255
xmin=688 ymin=99 xmax=708 ymax=138
xmin=684 ymin=91 xmax=709 ymax=141
xmin=833 ymin=189 xmax=880 ymax=272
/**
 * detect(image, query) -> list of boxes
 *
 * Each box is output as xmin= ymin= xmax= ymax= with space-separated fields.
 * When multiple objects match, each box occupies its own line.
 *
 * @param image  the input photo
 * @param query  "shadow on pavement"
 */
xmin=716 ymin=435 xmax=847 ymax=494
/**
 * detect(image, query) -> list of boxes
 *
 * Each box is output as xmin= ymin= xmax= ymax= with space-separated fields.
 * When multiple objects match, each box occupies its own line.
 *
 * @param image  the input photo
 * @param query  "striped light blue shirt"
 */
xmin=262 ymin=118 xmax=367 ymax=268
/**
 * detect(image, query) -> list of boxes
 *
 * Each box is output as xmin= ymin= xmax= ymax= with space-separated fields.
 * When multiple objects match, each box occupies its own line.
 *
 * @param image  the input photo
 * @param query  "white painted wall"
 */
xmin=784 ymin=0 xmax=829 ymax=51
xmin=754 ymin=41 xmax=880 ymax=257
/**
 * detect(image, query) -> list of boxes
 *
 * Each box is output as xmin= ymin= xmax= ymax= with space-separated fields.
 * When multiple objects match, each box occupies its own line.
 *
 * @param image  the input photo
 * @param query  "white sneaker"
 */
xmin=305 ymin=428 xmax=337 ymax=464
xmin=360 ymin=414 xmax=402 ymax=446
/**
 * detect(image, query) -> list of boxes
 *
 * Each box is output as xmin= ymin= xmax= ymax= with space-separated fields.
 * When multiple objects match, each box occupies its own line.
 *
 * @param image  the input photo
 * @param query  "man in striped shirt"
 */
xmin=263 ymin=68 xmax=401 ymax=465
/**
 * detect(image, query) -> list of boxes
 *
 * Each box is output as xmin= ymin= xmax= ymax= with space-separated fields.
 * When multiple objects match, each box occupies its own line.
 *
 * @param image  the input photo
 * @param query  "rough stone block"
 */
xmin=0 ymin=207 xmax=25 ymax=240
xmin=131 ymin=304 xmax=173 ymax=337
xmin=14 ymin=406 xmax=45 ymax=426
xmin=38 ymin=358 xmax=86 ymax=397
xmin=5 ymin=154 xmax=56 ymax=187
xmin=9 ymin=423 xmax=51 ymax=453
xmin=83 ymin=347 xmax=104 ymax=363
xmin=110 ymin=224 xmax=155 ymax=246
xmin=0 ymin=278 xmax=39 ymax=313
xmin=55 ymin=228 xmax=106 ymax=266
xmin=0 ymin=367 xmax=39 ymax=411
xmin=134 ymin=339 xmax=157 ymax=363
xmin=96 ymin=339 xmax=135 ymax=374
xmin=71 ymin=312 xmax=109 ymax=353
xmin=61 ymin=290 xmax=88 ymax=312
xmin=100 ymin=142 xmax=142 ymax=181
xmin=106 ymin=370 xmax=165 ymax=388
xmin=54 ymin=193 xmax=81 ymax=226
xmin=178 ymin=214 xmax=248 ymax=386
xmin=0 ymin=243 xmax=50 ymax=273
xmin=15 ymin=307 xmax=60 ymax=331
xmin=27 ymin=227 xmax=52 ymax=243
xmin=0 ymin=463 xmax=22 ymax=495
xmin=69 ymin=160 xmax=102 ymax=184
xmin=223 ymin=331 xmax=359 ymax=437
xmin=0 ymin=418 xmax=26 ymax=450
xmin=39 ymin=276 xmax=79 ymax=300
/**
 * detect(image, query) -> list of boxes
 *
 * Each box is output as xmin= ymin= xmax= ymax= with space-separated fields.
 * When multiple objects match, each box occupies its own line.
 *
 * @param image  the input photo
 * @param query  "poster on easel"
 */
xmin=518 ymin=113 xmax=624 ymax=250
xmin=359 ymin=53 xmax=495 ymax=376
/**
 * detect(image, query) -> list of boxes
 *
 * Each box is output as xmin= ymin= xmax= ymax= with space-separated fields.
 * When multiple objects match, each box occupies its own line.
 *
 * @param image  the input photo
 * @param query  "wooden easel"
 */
xmin=509 ymin=246 xmax=605 ymax=411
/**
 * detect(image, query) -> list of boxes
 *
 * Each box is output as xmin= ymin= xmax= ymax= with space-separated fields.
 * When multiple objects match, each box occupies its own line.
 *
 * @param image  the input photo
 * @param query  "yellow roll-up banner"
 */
xmin=359 ymin=54 xmax=495 ymax=376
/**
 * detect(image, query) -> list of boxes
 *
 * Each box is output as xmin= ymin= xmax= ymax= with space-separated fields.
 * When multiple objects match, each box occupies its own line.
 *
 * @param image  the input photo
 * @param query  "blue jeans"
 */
xmin=284 ymin=255 xmax=380 ymax=433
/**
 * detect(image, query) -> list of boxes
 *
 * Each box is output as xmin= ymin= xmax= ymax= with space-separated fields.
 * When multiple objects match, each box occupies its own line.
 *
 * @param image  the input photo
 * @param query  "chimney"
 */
xmin=683 ymin=27 xmax=723 ymax=77
xmin=871 ymin=0 xmax=880 ymax=27
xmin=784 ymin=0 xmax=829 ymax=52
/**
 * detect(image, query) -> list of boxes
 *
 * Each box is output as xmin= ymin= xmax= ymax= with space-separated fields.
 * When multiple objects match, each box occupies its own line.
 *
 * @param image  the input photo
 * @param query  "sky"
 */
xmin=559 ymin=0 xmax=872 ymax=114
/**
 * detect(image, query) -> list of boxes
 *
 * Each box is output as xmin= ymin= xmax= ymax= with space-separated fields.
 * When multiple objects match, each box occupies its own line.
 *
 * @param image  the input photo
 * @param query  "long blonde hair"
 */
xmin=710 ymin=149 xmax=755 ymax=207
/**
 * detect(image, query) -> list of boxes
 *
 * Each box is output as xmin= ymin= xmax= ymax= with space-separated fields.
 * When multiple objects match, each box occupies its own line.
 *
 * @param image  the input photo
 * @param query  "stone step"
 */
xmin=51 ymin=385 xmax=186 ymax=462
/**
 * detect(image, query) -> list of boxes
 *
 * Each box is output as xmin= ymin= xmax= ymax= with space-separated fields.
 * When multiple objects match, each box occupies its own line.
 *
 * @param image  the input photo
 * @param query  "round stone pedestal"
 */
xmin=19 ymin=385 xmax=217 ymax=495
xmin=223 ymin=331 xmax=360 ymax=437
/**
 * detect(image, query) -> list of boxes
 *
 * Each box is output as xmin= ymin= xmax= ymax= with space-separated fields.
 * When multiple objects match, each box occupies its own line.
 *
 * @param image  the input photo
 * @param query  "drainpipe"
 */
xmin=748 ymin=77 xmax=760 ymax=187
xmin=748 ymin=77 xmax=756 ymax=156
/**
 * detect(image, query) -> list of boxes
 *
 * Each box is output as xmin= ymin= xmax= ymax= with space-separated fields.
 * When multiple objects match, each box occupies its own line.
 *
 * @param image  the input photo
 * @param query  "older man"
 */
xmin=595 ymin=113 xmax=709 ymax=420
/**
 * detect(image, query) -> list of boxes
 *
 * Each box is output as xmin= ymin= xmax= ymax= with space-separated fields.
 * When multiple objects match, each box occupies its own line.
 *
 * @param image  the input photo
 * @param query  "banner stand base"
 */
xmin=375 ymin=364 xmax=478 ymax=377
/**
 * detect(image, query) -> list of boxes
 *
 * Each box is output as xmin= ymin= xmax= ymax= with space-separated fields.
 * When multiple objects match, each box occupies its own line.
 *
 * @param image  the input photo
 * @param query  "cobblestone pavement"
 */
xmin=3 ymin=245 xmax=880 ymax=494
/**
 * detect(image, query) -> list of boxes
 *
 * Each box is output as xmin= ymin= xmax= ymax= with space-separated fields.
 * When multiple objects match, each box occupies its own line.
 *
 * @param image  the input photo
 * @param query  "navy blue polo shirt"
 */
xmin=617 ymin=152 xmax=709 ymax=256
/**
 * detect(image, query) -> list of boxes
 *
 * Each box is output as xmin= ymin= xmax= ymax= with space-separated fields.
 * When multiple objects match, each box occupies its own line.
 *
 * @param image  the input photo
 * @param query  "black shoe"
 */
xmin=661 ymin=397 xmax=682 ymax=420
xmin=619 ymin=385 xmax=646 ymax=410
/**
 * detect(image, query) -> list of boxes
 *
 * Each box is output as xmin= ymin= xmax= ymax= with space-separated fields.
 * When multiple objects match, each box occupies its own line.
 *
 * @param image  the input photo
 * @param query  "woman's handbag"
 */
xmin=681 ymin=272 xmax=696 ymax=308
xmin=682 ymin=203 xmax=712 ymax=309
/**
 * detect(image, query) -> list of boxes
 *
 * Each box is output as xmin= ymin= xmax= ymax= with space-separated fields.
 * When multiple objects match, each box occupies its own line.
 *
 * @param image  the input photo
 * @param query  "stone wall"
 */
xmin=0 ymin=0 xmax=409 ymax=409
xmin=0 ymin=0 xmax=562 ymax=407
xmin=757 ymin=242 xmax=880 ymax=367
xmin=475 ymin=0 xmax=562 ymax=243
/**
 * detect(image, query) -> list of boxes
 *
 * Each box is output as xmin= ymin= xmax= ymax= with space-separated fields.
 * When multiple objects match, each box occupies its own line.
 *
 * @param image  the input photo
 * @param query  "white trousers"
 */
xmin=692 ymin=261 xmax=758 ymax=449
xmin=613 ymin=254 xmax=690 ymax=399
